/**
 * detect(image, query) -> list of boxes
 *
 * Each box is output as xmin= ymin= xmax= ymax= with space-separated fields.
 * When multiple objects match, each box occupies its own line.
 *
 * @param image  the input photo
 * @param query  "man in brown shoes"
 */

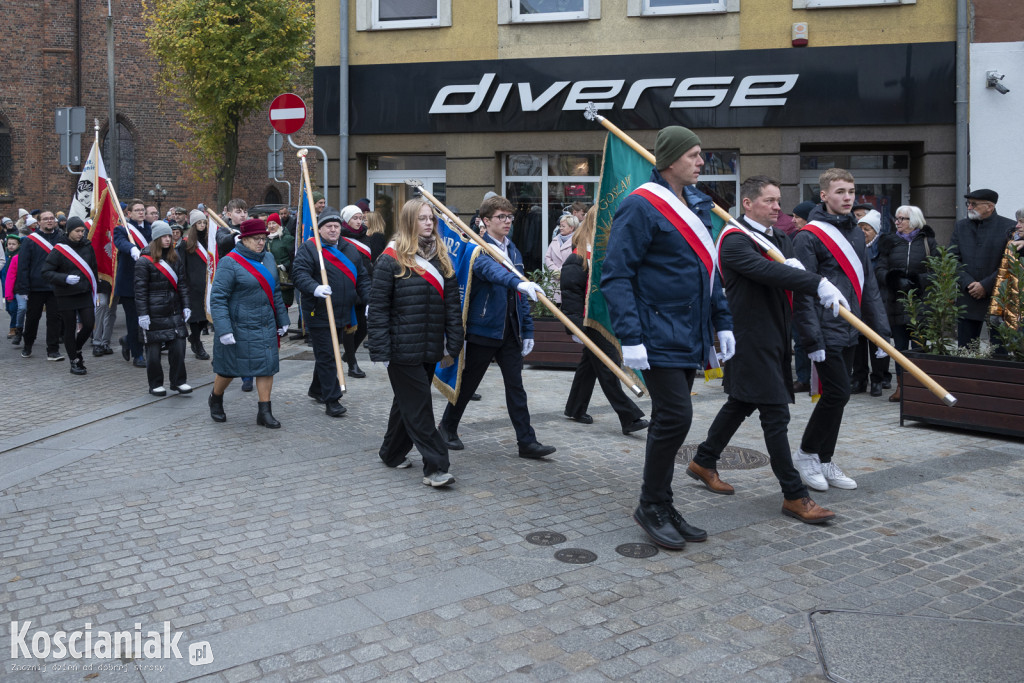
xmin=689 ymin=176 xmax=840 ymax=524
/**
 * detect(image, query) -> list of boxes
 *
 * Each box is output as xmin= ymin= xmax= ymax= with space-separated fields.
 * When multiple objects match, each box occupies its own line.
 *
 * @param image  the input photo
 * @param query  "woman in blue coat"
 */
xmin=208 ymin=218 xmax=290 ymax=428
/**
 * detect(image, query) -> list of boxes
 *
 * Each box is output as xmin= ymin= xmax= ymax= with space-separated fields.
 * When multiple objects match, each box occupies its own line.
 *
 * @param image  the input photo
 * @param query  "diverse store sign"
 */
xmin=315 ymin=42 xmax=954 ymax=135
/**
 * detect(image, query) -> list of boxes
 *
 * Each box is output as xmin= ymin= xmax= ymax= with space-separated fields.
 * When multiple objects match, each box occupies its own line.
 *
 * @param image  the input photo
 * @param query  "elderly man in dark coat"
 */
xmin=687 ymin=177 xmax=845 ymax=524
xmin=949 ymin=188 xmax=1016 ymax=347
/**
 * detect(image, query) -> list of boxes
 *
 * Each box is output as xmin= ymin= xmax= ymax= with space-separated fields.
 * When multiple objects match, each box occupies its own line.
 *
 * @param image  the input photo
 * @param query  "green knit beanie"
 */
xmin=654 ymin=126 xmax=701 ymax=170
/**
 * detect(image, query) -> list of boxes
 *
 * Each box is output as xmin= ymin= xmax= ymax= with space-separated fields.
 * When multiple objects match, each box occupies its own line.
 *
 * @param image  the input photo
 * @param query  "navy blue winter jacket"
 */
xmin=466 ymin=232 xmax=534 ymax=342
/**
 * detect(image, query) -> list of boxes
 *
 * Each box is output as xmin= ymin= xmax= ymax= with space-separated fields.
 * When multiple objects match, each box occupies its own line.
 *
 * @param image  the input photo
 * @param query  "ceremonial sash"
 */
xmin=226 ymin=251 xmax=280 ymax=346
xmin=125 ymin=223 xmax=149 ymax=250
xmin=143 ymin=256 xmax=178 ymax=290
xmin=195 ymin=242 xmax=210 ymax=265
xmin=54 ymin=244 xmax=98 ymax=304
xmin=383 ymin=242 xmax=445 ymax=299
xmin=632 ymin=182 xmax=718 ymax=289
xmin=25 ymin=232 xmax=55 ymax=253
xmin=316 ymin=241 xmax=358 ymax=287
xmin=715 ymin=225 xmax=792 ymax=307
xmin=802 ymin=220 xmax=864 ymax=305
xmin=343 ymin=236 xmax=371 ymax=260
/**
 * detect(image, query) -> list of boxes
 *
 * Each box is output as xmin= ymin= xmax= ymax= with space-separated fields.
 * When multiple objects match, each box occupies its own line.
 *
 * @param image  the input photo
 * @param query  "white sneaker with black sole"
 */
xmin=793 ymin=448 xmax=828 ymax=491
xmin=423 ymin=472 xmax=455 ymax=488
xmin=171 ymin=384 xmax=192 ymax=394
xmin=822 ymin=461 xmax=857 ymax=489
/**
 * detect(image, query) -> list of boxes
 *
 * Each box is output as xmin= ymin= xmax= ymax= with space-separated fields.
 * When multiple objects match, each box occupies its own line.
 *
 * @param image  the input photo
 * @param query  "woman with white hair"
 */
xmin=875 ymin=205 xmax=938 ymax=402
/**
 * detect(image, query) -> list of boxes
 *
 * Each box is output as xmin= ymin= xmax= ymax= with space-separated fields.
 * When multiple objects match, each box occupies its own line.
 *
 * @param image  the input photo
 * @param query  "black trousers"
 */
xmin=144 ymin=336 xmax=187 ymax=390
xmin=23 ymin=290 xmax=62 ymax=353
xmin=564 ymin=328 xmax=644 ymax=427
xmin=59 ymin=306 xmax=94 ymax=361
xmin=640 ymin=367 xmax=696 ymax=505
xmin=800 ymin=345 xmax=855 ymax=463
xmin=307 ymin=325 xmax=344 ymax=403
xmin=440 ymin=333 xmax=537 ymax=446
xmin=187 ymin=321 xmax=206 ymax=347
xmin=121 ymin=297 xmax=143 ymax=359
xmin=851 ymin=334 xmax=891 ymax=386
xmin=957 ymin=317 xmax=985 ymax=348
xmin=342 ymin=306 xmax=367 ymax=366
xmin=694 ymin=397 xmax=808 ymax=500
xmin=380 ymin=362 xmax=450 ymax=476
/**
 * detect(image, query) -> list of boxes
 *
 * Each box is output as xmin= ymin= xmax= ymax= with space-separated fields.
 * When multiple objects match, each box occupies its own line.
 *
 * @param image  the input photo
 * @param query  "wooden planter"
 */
xmin=901 ymin=352 xmax=1024 ymax=438
xmin=525 ymin=318 xmax=584 ymax=369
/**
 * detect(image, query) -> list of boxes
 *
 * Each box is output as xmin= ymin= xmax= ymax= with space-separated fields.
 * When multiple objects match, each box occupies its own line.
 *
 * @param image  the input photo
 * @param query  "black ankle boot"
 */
xmin=209 ymin=392 xmax=226 ymax=422
xmin=347 ymin=361 xmax=366 ymax=378
xmin=257 ymin=401 xmax=281 ymax=428
xmin=11 ymin=328 xmax=22 ymax=345
xmin=192 ymin=340 xmax=210 ymax=360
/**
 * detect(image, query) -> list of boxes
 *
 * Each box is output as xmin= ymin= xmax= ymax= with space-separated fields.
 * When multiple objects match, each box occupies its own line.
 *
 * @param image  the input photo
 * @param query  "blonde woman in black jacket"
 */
xmin=367 ymin=199 xmax=464 ymax=488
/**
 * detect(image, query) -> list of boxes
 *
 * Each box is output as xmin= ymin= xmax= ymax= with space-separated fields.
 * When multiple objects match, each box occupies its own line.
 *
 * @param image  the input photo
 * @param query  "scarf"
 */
xmin=898 ymin=228 xmax=921 ymax=243
xmin=417 ymin=235 xmax=437 ymax=262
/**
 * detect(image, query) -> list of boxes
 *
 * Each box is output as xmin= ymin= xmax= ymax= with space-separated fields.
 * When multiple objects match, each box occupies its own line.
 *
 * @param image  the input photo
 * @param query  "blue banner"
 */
xmin=432 ymin=215 xmax=480 ymax=404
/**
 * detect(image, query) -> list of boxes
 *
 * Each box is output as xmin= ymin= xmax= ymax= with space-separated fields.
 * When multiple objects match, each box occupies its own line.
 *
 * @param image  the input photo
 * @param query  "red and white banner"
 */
xmin=70 ymin=141 xmax=117 ymax=287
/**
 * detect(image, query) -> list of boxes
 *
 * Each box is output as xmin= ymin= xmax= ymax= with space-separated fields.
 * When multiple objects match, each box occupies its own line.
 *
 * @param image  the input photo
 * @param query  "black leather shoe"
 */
xmin=256 ymin=401 xmax=281 ymax=428
xmin=307 ymin=388 xmax=325 ymax=403
xmin=567 ymin=413 xmax=593 ymax=424
xmin=437 ymin=423 xmax=464 ymax=450
xmin=793 ymin=381 xmax=811 ymax=393
xmin=622 ymin=418 xmax=649 ymax=435
xmin=518 ymin=442 xmax=556 ymax=459
xmin=348 ymin=362 xmax=366 ymax=378
xmin=325 ymin=400 xmax=347 ymax=417
xmin=208 ymin=392 xmax=226 ymax=422
xmin=870 ymin=382 xmax=882 ymax=397
xmin=120 ymin=336 xmax=130 ymax=361
xmin=850 ymin=382 xmax=866 ymax=395
xmin=881 ymin=380 xmax=892 ymax=389
xmin=102 ymin=345 xmax=114 ymax=355
xmin=92 ymin=346 xmax=105 ymax=357
xmin=633 ymin=503 xmax=686 ymax=550
xmin=469 ymin=393 xmax=482 ymax=401
xmin=665 ymin=506 xmax=708 ymax=542
xmin=133 ymin=357 xmax=147 ymax=368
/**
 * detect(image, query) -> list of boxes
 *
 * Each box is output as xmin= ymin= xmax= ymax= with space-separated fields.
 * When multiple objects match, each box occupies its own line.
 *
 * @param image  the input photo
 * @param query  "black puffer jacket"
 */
xmin=875 ymin=225 xmax=938 ymax=327
xmin=42 ymin=236 xmax=97 ymax=311
xmin=560 ymin=252 xmax=587 ymax=331
xmin=292 ymin=238 xmax=369 ymax=329
xmin=177 ymin=233 xmax=210 ymax=323
xmin=341 ymin=222 xmax=373 ymax=279
xmin=367 ymin=252 xmax=463 ymax=365
xmin=134 ymin=247 xmax=191 ymax=342
xmin=15 ymin=229 xmax=65 ymax=294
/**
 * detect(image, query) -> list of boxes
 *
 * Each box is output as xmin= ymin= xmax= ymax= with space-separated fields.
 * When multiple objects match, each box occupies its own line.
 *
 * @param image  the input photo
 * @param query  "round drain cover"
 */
xmin=615 ymin=543 xmax=658 ymax=558
xmin=525 ymin=531 xmax=567 ymax=546
xmin=554 ymin=548 xmax=597 ymax=564
xmin=677 ymin=445 xmax=769 ymax=470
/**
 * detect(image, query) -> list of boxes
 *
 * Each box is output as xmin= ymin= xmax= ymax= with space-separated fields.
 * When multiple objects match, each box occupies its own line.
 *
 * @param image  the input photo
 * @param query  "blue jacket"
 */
xmin=601 ymin=169 xmax=732 ymax=369
xmin=113 ymin=220 xmax=152 ymax=297
xmin=466 ymin=232 xmax=534 ymax=342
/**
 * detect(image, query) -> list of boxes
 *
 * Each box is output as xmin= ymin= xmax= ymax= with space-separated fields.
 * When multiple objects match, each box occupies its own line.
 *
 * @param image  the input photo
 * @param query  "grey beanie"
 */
xmin=189 ymin=209 xmax=206 ymax=227
xmin=318 ymin=207 xmax=342 ymax=228
xmin=654 ymin=125 xmax=701 ymax=170
xmin=150 ymin=220 xmax=173 ymax=241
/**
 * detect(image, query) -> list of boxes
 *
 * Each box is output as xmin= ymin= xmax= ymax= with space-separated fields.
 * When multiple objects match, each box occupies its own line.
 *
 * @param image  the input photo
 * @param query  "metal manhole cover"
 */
xmin=554 ymin=548 xmax=597 ymax=564
xmin=525 ymin=531 xmax=566 ymax=546
xmin=676 ymin=445 xmax=769 ymax=470
xmin=616 ymin=543 xmax=658 ymax=558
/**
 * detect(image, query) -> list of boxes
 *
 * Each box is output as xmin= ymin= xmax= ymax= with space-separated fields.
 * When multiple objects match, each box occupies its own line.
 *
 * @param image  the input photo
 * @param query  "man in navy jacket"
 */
xmin=438 ymin=195 xmax=556 ymax=460
xmin=113 ymin=199 xmax=153 ymax=366
xmin=602 ymin=126 xmax=734 ymax=550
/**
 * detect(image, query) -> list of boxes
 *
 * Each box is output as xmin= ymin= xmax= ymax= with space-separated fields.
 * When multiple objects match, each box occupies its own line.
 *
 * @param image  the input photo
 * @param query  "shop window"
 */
xmin=695 ymin=150 xmax=740 ymax=217
xmin=0 ymin=120 xmax=11 ymax=200
xmin=792 ymin=0 xmax=915 ymax=8
xmin=357 ymin=0 xmax=451 ymax=30
xmin=499 ymin=0 xmax=600 ymax=24
xmin=627 ymin=0 xmax=738 ymax=17
xmin=102 ymin=120 xmax=136 ymax=201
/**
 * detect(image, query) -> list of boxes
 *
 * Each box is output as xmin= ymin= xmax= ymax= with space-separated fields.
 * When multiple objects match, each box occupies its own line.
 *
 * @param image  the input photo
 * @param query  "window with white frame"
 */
xmin=792 ymin=0 xmax=914 ymax=8
xmin=499 ymin=0 xmax=600 ymax=24
xmin=695 ymin=150 xmax=740 ymax=219
xmin=627 ymin=0 xmax=738 ymax=17
xmin=356 ymin=0 xmax=451 ymax=31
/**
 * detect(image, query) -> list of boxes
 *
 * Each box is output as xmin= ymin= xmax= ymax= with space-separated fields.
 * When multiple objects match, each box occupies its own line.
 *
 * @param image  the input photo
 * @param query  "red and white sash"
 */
xmin=383 ymin=242 xmax=444 ymax=299
xmin=632 ymin=182 xmax=718 ymax=289
xmin=716 ymin=224 xmax=793 ymax=308
xmin=25 ymin=232 xmax=55 ymax=253
xmin=343 ymin=236 xmax=372 ymax=260
xmin=144 ymin=256 xmax=178 ymax=289
xmin=195 ymin=241 xmax=210 ymax=265
xmin=125 ymin=223 xmax=149 ymax=250
xmin=54 ymin=244 xmax=98 ymax=303
xmin=802 ymin=220 xmax=864 ymax=304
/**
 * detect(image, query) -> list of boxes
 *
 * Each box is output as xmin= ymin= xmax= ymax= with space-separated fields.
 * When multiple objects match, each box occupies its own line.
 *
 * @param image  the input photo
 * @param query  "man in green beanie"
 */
xmin=601 ymin=125 xmax=735 ymax=551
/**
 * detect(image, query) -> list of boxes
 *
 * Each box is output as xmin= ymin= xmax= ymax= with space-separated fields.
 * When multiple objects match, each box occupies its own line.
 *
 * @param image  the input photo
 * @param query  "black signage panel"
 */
xmin=315 ymin=42 xmax=954 ymax=136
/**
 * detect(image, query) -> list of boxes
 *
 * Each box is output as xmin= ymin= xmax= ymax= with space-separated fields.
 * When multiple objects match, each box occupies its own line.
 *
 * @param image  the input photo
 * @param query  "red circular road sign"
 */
xmin=268 ymin=93 xmax=307 ymax=135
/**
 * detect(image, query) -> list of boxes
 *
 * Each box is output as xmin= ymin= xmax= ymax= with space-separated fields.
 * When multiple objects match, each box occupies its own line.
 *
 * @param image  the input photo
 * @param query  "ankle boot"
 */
xmin=192 ymin=339 xmax=210 ymax=360
xmin=6 ymin=327 xmax=14 ymax=339
xmin=11 ymin=328 xmax=22 ymax=345
xmin=257 ymin=401 xmax=281 ymax=428
xmin=209 ymin=392 xmax=226 ymax=422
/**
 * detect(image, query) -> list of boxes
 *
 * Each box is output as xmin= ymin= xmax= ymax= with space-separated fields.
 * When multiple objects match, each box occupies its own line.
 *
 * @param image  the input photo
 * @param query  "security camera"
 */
xmin=986 ymin=71 xmax=1010 ymax=94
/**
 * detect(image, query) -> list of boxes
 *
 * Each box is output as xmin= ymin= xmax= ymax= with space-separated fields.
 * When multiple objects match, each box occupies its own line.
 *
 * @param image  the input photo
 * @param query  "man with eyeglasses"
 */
xmin=950 ymin=189 xmax=1016 ymax=347
xmin=437 ymin=194 xmax=557 ymax=461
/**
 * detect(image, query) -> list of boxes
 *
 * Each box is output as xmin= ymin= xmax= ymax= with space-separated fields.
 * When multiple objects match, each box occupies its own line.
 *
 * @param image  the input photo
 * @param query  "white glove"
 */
xmin=622 ymin=344 xmax=650 ymax=370
xmin=521 ymin=338 xmax=535 ymax=356
xmin=314 ymin=284 xmax=332 ymax=299
xmin=383 ymin=361 xmax=390 ymax=369
xmin=130 ymin=246 xmax=141 ymax=260
xmin=137 ymin=315 xmax=151 ymax=330
xmin=808 ymin=349 xmax=825 ymax=363
xmin=278 ymin=326 xmax=288 ymax=336
xmin=875 ymin=347 xmax=888 ymax=359
xmin=783 ymin=258 xmax=805 ymax=271
xmin=183 ymin=308 xmax=191 ymax=321
xmin=571 ymin=334 xmax=583 ymax=345
xmin=219 ymin=333 xmax=236 ymax=345
xmin=716 ymin=330 xmax=736 ymax=363
xmin=65 ymin=274 xmax=80 ymax=285
xmin=817 ymin=279 xmax=849 ymax=318
xmin=516 ymin=281 xmax=544 ymax=302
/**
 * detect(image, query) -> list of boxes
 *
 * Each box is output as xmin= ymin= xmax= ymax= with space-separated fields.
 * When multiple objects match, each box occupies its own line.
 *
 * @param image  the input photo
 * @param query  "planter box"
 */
xmin=525 ymin=318 xmax=583 ymax=369
xmin=901 ymin=352 xmax=1024 ymax=438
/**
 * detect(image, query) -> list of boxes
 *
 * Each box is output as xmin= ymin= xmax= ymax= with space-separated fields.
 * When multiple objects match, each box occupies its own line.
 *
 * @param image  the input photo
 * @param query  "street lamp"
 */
xmin=147 ymin=183 xmax=168 ymax=215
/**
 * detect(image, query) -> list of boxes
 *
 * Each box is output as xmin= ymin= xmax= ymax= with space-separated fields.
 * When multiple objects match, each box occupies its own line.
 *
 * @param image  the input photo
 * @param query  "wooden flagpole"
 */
xmin=406 ymin=180 xmax=644 ymax=398
xmin=583 ymin=108 xmax=956 ymax=407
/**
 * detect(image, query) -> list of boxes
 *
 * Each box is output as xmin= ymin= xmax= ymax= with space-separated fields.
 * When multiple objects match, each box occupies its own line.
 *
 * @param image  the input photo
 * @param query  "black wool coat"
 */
xmin=177 ymin=235 xmax=211 ymax=323
xmin=292 ymin=238 xmax=370 ymax=329
xmin=720 ymin=219 xmax=822 ymax=405
xmin=42 ymin=237 xmax=97 ymax=311
xmin=559 ymin=252 xmax=587 ymax=331
xmin=875 ymin=226 xmax=938 ymax=328
xmin=949 ymin=212 xmax=1016 ymax=321
xmin=134 ymin=247 xmax=191 ymax=343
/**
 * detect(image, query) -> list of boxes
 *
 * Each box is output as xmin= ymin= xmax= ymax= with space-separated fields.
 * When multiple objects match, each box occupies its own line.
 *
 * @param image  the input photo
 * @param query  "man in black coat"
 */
xmin=949 ymin=188 xmax=1016 ymax=347
xmin=15 ymin=210 xmax=65 ymax=360
xmin=688 ymin=177 xmax=842 ymax=524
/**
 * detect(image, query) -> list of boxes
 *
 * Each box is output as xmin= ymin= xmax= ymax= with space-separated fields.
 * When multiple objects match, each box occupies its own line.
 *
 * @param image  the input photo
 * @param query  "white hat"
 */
xmin=25 ymin=216 xmax=37 ymax=227
xmin=18 ymin=208 xmax=29 ymax=218
xmin=341 ymin=205 xmax=363 ymax=224
xmin=1 ymin=217 xmax=11 ymax=225
xmin=858 ymin=209 xmax=881 ymax=233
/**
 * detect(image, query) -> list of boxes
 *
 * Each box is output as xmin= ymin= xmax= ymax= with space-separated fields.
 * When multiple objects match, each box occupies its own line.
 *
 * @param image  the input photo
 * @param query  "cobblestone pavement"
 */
xmin=2 ymin=315 xmax=1023 ymax=682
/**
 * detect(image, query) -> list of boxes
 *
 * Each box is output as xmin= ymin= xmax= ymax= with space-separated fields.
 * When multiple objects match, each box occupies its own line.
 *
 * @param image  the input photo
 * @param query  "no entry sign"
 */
xmin=269 ymin=93 xmax=306 ymax=135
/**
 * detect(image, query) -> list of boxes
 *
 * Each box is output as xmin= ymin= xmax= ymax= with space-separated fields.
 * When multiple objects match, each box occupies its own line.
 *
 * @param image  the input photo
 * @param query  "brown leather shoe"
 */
xmin=888 ymin=387 xmax=901 ymax=403
xmin=686 ymin=461 xmax=735 ymax=495
xmin=781 ymin=497 xmax=835 ymax=524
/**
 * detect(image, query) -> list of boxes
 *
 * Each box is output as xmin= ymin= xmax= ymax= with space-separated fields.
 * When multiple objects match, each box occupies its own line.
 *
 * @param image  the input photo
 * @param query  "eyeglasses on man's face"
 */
xmin=489 ymin=214 xmax=514 ymax=222
xmin=965 ymin=200 xmax=992 ymax=208
xmin=248 ymin=236 xmax=268 ymax=243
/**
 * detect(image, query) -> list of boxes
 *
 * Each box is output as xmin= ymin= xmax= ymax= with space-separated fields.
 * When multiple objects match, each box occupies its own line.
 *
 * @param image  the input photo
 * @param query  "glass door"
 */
xmin=367 ymin=168 xmax=446 ymax=242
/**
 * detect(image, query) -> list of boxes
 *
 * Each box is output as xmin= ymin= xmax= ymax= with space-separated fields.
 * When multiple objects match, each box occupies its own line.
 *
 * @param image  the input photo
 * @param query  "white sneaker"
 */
xmin=171 ymin=383 xmax=192 ymax=394
xmin=822 ymin=461 xmax=857 ymax=489
xmin=793 ymin=449 xmax=828 ymax=491
xmin=423 ymin=472 xmax=455 ymax=488
xmin=395 ymin=458 xmax=412 ymax=469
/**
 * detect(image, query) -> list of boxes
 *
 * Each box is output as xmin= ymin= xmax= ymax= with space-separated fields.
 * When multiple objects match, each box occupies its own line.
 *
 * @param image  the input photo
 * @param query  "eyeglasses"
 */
xmin=894 ymin=216 xmax=909 ymax=222
xmin=490 ymin=214 xmax=514 ymax=222
xmin=247 ymin=236 xmax=268 ymax=243
xmin=965 ymin=200 xmax=992 ymax=208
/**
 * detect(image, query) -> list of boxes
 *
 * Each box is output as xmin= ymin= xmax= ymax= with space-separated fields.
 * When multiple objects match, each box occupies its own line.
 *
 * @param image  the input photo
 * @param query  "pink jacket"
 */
xmin=3 ymin=253 xmax=17 ymax=301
